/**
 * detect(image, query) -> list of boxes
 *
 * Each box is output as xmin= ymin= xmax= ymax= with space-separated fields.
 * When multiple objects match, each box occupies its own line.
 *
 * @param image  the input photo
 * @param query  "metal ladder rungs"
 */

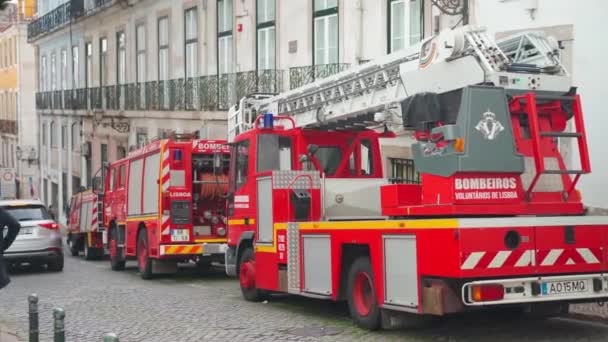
xmin=540 ymin=132 xmax=582 ymax=138
xmin=542 ymin=170 xmax=585 ymax=175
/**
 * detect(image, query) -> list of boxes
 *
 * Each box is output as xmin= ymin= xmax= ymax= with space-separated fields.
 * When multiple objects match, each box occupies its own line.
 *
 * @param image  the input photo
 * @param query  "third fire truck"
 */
xmin=224 ymin=26 xmax=608 ymax=330
xmin=104 ymin=134 xmax=230 ymax=279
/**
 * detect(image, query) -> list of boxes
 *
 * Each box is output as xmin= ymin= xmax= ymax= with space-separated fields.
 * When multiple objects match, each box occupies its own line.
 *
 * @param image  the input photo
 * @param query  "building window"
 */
xmin=61 ymin=125 xmax=67 ymax=149
xmin=388 ymin=0 xmax=423 ymax=53
xmin=71 ymin=122 xmax=79 ymax=151
xmin=85 ymin=42 xmax=92 ymax=88
xmin=50 ymin=52 xmax=57 ymax=90
xmin=116 ymin=31 xmax=126 ymax=85
xmin=50 ymin=121 xmax=57 ymax=148
xmin=42 ymin=123 xmax=47 ymax=146
xmin=136 ymin=128 xmax=148 ymax=148
xmin=256 ymin=0 xmax=275 ymax=71
xmin=40 ymin=55 xmax=47 ymax=91
xmin=158 ymin=17 xmax=169 ymax=81
xmin=313 ymin=0 xmax=338 ymax=65
xmin=100 ymin=38 xmax=107 ymax=87
xmin=101 ymin=143 xmax=108 ymax=167
xmin=389 ymin=158 xmax=420 ymax=184
xmin=136 ymin=24 xmax=146 ymax=83
xmin=158 ymin=16 xmax=170 ymax=108
xmin=136 ymin=24 xmax=146 ymax=108
xmin=60 ymin=49 xmax=68 ymax=90
xmin=184 ymin=8 xmax=198 ymax=78
xmin=218 ymin=0 xmax=233 ymax=74
xmin=117 ymin=146 xmax=126 ymax=159
xmin=72 ymin=45 xmax=79 ymax=89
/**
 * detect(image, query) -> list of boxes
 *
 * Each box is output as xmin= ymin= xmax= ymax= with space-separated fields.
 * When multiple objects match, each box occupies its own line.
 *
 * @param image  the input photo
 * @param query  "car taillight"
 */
xmin=39 ymin=222 xmax=59 ymax=230
xmin=471 ymin=284 xmax=504 ymax=302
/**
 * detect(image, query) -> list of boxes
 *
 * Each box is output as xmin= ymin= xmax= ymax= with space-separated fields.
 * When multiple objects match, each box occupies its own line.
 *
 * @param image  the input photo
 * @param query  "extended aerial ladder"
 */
xmin=228 ymin=25 xmax=571 ymax=140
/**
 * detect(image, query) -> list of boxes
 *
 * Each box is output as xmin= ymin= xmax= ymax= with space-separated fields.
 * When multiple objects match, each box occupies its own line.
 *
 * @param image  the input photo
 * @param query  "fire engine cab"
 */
xmin=104 ymin=134 xmax=230 ymax=279
xmin=225 ymin=26 xmax=608 ymax=330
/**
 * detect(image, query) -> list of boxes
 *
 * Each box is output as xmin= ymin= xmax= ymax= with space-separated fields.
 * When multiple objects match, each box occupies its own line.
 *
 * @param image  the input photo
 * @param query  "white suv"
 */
xmin=1 ymin=200 xmax=63 ymax=271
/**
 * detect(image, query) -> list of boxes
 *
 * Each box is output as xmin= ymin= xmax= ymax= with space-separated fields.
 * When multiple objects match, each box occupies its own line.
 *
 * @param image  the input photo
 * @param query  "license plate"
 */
xmin=20 ymin=227 xmax=34 ymax=235
xmin=541 ymin=280 xmax=588 ymax=295
xmin=171 ymin=229 xmax=190 ymax=242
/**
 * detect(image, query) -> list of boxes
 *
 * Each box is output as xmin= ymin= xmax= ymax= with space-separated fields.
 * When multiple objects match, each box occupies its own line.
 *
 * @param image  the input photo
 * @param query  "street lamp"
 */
xmin=16 ymin=146 xmax=39 ymax=166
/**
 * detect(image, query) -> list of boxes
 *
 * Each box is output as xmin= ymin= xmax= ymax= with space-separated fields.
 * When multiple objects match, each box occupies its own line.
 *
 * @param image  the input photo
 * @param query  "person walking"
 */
xmin=0 ymin=207 xmax=21 ymax=289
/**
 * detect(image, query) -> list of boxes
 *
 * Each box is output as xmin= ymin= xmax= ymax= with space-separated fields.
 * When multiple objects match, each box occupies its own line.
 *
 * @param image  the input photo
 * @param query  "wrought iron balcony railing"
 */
xmin=289 ymin=63 xmax=351 ymax=90
xmin=27 ymin=0 xmax=114 ymax=41
xmin=35 ymin=70 xmax=284 ymax=112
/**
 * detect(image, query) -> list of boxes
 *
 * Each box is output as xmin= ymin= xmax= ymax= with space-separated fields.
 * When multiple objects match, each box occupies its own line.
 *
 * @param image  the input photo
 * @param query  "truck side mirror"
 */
xmin=307 ymin=144 xmax=319 ymax=156
xmin=213 ymin=152 xmax=222 ymax=174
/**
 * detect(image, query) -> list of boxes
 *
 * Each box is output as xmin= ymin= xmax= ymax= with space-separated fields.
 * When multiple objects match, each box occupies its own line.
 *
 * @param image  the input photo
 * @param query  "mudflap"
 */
xmin=151 ymin=259 xmax=178 ymax=275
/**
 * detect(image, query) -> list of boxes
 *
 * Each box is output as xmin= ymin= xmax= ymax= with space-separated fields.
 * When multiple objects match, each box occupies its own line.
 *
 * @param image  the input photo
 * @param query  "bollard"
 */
xmin=28 ymin=294 xmax=39 ymax=342
xmin=102 ymin=333 xmax=120 ymax=342
xmin=53 ymin=308 xmax=65 ymax=342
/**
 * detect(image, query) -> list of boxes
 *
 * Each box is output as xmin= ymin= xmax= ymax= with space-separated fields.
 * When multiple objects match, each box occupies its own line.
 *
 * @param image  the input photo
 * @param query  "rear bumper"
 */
xmin=4 ymin=248 xmax=62 ymax=263
xmin=462 ymin=273 xmax=608 ymax=306
xmin=159 ymin=243 xmax=228 ymax=256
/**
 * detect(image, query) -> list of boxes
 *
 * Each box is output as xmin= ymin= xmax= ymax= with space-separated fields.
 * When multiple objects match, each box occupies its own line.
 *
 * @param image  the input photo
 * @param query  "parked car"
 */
xmin=1 ymin=200 xmax=64 ymax=271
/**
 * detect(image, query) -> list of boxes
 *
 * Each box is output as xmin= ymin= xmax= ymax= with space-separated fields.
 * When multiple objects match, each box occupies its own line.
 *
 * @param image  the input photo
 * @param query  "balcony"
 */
xmin=35 ymin=70 xmax=284 ymax=112
xmin=289 ymin=63 xmax=350 ymax=90
xmin=27 ymin=0 xmax=114 ymax=41
xmin=0 ymin=120 xmax=17 ymax=135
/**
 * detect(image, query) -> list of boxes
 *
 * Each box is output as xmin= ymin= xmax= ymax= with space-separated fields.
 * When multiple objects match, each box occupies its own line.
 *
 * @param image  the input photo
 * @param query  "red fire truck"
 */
xmin=224 ymin=26 xmax=608 ymax=330
xmin=67 ymin=189 xmax=105 ymax=259
xmin=104 ymin=134 xmax=230 ymax=279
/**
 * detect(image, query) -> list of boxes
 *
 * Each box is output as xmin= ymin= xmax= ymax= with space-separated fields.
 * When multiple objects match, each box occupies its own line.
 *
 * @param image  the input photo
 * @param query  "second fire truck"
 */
xmin=104 ymin=134 xmax=230 ymax=279
xmin=224 ymin=26 xmax=608 ymax=330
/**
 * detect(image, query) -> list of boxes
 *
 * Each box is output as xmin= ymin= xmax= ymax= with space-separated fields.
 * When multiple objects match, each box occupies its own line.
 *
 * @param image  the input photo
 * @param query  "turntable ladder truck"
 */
xmin=224 ymin=25 xmax=608 ymax=330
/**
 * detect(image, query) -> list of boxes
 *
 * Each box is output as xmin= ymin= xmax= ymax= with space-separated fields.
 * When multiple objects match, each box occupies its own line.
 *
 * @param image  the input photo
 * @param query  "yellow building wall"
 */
xmin=0 ymin=68 xmax=18 ymax=89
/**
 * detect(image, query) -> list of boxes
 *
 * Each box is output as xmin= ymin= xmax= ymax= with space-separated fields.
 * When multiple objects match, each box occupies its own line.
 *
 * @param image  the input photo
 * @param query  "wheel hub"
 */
xmin=353 ymin=272 xmax=374 ymax=317
xmin=240 ymin=261 xmax=256 ymax=289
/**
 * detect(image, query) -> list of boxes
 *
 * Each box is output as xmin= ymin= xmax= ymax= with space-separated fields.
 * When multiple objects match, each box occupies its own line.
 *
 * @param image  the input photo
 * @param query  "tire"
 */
xmin=68 ymin=234 xmax=79 ymax=257
xmin=109 ymin=226 xmax=125 ymax=271
xmin=239 ymin=248 xmax=265 ymax=302
xmin=47 ymin=252 xmax=64 ymax=272
xmin=347 ymin=257 xmax=381 ymax=330
xmin=137 ymin=229 xmax=153 ymax=280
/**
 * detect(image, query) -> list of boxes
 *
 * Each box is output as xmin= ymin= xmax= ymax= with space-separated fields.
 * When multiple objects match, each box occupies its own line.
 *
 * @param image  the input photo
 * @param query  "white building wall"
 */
xmin=471 ymin=0 xmax=608 ymax=208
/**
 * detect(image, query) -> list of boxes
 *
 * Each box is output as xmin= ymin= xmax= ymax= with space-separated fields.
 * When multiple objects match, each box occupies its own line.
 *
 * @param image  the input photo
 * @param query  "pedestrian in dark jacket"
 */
xmin=0 ymin=207 xmax=21 ymax=289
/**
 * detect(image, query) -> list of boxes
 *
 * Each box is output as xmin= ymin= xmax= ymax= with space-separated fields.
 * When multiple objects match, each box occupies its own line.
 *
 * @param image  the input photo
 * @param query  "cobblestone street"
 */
xmin=0 ymin=244 xmax=608 ymax=341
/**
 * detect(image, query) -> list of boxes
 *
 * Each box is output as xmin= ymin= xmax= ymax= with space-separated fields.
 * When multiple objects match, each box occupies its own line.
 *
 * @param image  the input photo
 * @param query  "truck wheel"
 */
xmin=84 ymin=239 xmax=95 ymax=260
xmin=239 ymin=248 xmax=265 ymax=302
xmin=109 ymin=226 xmax=125 ymax=271
xmin=347 ymin=257 xmax=381 ymax=330
xmin=137 ymin=229 xmax=154 ymax=280
xmin=68 ymin=234 xmax=79 ymax=257
xmin=47 ymin=252 xmax=64 ymax=272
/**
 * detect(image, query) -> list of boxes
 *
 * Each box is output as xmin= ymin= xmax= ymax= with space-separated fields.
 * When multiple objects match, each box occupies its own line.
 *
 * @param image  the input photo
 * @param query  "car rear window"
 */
xmin=1 ymin=205 xmax=52 ymax=222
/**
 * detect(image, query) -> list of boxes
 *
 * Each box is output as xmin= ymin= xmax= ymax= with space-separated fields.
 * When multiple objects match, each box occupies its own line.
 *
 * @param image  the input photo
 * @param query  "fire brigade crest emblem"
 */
xmin=475 ymin=110 xmax=504 ymax=140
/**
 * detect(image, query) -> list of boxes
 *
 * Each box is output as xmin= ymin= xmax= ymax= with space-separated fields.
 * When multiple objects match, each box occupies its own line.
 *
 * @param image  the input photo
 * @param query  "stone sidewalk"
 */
xmin=0 ymin=324 xmax=20 ymax=342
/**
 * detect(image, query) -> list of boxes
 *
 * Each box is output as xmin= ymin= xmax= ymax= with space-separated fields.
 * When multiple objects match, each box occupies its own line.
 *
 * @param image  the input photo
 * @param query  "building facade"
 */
xmin=30 ymin=0 xmax=434 ymax=223
xmin=0 ymin=0 xmax=38 ymax=200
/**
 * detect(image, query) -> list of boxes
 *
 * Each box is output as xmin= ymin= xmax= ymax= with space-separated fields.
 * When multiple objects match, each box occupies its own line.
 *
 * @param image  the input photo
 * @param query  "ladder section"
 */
xmin=497 ymin=31 xmax=566 ymax=74
xmin=510 ymin=92 xmax=590 ymax=198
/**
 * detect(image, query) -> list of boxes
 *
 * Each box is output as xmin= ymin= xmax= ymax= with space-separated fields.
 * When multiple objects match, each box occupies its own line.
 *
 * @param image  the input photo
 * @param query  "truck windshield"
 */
xmin=315 ymin=146 xmax=342 ymax=176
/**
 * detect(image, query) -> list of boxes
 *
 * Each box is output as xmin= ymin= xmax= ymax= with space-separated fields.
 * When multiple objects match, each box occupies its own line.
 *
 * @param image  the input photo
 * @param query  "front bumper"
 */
xmin=159 ymin=243 xmax=228 ymax=256
xmin=462 ymin=273 xmax=608 ymax=306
